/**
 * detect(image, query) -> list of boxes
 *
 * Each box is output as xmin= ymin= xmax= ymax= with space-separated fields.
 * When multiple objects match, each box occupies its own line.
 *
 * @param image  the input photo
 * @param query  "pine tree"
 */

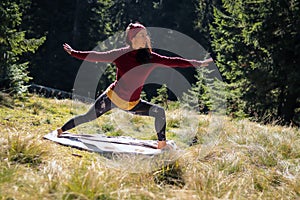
xmin=209 ymin=0 xmax=252 ymax=118
xmin=0 ymin=0 xmax=45 ymax=95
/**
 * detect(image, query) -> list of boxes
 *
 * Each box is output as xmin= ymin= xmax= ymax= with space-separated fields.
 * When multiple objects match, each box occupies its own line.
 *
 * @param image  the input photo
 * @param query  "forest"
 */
xmin=1 ymin=0 xmax=299 ymax=126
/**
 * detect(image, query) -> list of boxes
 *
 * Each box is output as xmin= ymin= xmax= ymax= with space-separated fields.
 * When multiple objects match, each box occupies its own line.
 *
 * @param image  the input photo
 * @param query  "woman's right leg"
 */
xmin=59 ymin=93 xmax=113 ymax=134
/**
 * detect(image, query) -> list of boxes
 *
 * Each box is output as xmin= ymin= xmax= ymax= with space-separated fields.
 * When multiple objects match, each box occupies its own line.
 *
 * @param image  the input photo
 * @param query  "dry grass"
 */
xmin=0 ymin=94 xmax=299 ymax=199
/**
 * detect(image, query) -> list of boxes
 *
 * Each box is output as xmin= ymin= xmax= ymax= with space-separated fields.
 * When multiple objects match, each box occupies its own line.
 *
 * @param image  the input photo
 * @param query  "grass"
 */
xmin=0 ymin=93 xmax=299 ymax=199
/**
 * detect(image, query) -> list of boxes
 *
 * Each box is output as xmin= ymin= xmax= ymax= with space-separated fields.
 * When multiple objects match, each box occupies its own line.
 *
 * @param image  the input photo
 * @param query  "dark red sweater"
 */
xmin=71 ymin=46 xmax=197 ymax=102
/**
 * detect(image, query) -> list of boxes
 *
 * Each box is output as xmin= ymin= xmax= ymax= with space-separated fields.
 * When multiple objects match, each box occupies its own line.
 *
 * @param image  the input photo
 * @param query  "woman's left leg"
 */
xmin=128 ymin=100 xmax=166 ymax=141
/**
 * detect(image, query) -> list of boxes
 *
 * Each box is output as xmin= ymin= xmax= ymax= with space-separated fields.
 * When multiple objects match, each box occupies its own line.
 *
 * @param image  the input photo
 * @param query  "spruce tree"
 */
xmin=181 ymin=67 xmax=212 ymax=113
xmin=151 ymin=84 xmax=169 ymax=109
xmin=209 ymin=0 xmax=300 ymax=124
xmin=0 ymin=0 xmax=45 ymax=95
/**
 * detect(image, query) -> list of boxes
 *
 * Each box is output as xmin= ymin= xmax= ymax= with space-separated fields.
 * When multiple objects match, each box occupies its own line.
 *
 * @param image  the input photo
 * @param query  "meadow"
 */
xmin=0 ymin=94 xmax=299 ymax=199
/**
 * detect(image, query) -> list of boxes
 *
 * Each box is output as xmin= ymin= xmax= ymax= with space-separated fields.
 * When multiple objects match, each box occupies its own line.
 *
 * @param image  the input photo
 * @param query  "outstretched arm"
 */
xmin=63 ymin=43 xmax=121 ymax=63
xmin=151 ymin=52 xmax=213 ymax=68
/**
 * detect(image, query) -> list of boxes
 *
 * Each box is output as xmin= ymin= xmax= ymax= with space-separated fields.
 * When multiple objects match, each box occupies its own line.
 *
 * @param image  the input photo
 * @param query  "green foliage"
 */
xmin=181 ymin=67 xmax=213 ymax=113
xmin=151 ymin=84 xmax=169 ymax=109
xmin=1 ymin=0 xmax=298 ymax=126
xmin=194 ymin=0 xmax=222 ymax=49
xmin=0 ymin=0 xmax=45 ymax=95
xmin=209 ymin=0 xmax=300 ymax=124
xmin=22 ymin=0 xmax=114 ymax=95
xmin=101 ymin=123 xmax=115 ymax=133
xmin=18 ymin=0 xmax=206 ymax=99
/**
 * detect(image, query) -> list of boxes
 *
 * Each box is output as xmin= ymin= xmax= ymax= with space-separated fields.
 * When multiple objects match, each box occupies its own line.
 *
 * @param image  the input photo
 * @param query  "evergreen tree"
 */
xmin=181 ymin=67 xmax=212 ymax=113
xmin=151 ymin=84 xmax=169 ymax=109
xmin=209 ymin=0 xmax=300 ymax=124
xmin=257 ymin=0 xmax=300 ymax=124
xmin=194 ymin=0 xmax=222 ymax=49
xmin=22 ymin=0 xmax=113 ymax=94
xmin=0 ymin=0 xmax=45 ymax=94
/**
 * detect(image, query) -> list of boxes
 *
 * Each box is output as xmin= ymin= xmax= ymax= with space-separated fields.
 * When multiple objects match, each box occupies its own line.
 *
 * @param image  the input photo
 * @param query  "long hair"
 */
xmin=136 ymin=48 xmax=152 ymax=64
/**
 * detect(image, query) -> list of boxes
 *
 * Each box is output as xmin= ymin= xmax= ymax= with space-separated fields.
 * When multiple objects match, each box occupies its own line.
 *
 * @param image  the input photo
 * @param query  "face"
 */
xmin=131 ymin=30 xmax=150 ymax=49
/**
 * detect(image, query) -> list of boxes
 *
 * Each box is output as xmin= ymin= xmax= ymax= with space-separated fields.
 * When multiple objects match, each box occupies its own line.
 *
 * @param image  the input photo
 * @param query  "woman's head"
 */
xmin=126 ymin=23 xmax=151 ymax=50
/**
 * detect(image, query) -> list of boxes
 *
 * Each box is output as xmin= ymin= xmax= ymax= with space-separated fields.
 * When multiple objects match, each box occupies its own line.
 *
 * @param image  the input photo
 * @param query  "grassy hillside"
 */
xmin=0 ymin=94 xmax=299 ymax=199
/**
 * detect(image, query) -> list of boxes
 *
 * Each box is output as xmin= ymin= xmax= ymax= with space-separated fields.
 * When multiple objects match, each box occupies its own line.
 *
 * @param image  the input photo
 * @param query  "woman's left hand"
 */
xmin=200 ymin=58 xmax=214 ymax=67
xmin=193 ymin=58 xmax=214 ymax=67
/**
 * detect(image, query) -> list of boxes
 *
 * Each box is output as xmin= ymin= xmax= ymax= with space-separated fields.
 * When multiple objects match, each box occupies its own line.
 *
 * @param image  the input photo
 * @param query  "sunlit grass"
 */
xmin=0 ymin=94 xmax=299 ymax=199
xmin=5 ymin=132 xmax=47 ymax=166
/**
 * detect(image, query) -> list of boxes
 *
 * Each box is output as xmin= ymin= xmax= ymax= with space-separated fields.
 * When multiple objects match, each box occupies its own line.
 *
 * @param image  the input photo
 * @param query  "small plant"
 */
xmin=29 ymin=101 xmax=44 ymax=115
xmin=153 ymin=161 xmax=185 ymax=187
xmin=101 ymin=123 xmax=115 ymax=133
xmin=151 ymin=84 xmax=169 ymax=109
xmin=5 ymin=132 xmax=47 ymax=167
xmin=106 ymin=129 xmax=123 ymax=137
xmin=167 ymin=118 xmax=180 ymax=128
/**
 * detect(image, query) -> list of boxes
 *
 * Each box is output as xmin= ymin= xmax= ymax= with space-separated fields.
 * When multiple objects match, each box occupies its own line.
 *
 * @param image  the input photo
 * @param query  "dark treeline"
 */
xmin=1 ymin=0 xmax=299 ymax=125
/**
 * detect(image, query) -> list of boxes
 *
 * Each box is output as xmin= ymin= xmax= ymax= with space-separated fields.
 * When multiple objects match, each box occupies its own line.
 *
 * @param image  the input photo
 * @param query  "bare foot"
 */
xmin=157 ymin=141 xmax=167 ymax=149
xmin=57 ymin=128 xmax=63 ymax=137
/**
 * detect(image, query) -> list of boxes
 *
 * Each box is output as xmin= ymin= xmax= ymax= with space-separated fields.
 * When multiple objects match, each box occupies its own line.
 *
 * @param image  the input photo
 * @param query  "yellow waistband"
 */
xmin=106 ymin=88 xmax=140 ymax=110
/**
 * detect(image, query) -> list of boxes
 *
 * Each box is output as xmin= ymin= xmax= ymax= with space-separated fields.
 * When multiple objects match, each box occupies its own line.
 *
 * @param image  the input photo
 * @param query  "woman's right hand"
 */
xmin=63 ymin=43 xmax=73 ymax=55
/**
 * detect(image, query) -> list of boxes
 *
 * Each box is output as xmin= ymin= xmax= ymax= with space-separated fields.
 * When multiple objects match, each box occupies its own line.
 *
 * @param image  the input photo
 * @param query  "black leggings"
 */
xmin=61 ymin=93 xmax=166 ymax=141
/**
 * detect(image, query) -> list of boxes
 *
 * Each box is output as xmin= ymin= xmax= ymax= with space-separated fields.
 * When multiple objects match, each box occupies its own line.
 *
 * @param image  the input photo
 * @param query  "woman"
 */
xmin=57 ymin=23 xmax=213 ymax=149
